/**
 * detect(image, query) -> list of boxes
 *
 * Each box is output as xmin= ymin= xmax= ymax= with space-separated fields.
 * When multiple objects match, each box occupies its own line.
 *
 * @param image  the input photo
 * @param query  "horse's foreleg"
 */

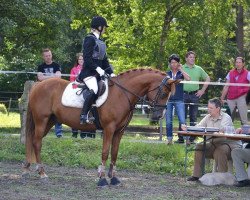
xmin=35 ymin=163 xmax=47 ymax=179
xmin=21 ymin=161 xmax=31 ymax=178
xmin=97 ymin=125 xmax=115 ymax=187
xmin=108 ymin=131 xmax=123 ymax=186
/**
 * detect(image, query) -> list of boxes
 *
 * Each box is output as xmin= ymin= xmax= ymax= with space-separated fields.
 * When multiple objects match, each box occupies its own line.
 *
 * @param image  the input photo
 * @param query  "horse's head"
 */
xmin=147 ymin=76 xmax=180 ymax=122
xmin=112 ymin=69 xmax=180 ymax=122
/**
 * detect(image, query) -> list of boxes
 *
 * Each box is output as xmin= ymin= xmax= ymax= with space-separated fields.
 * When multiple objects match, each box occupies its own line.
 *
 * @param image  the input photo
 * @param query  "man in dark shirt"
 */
xmin=37 ymin=48 xmax=63 ymax=138
xmin=37 ymin=49 xmax=61 ymax=81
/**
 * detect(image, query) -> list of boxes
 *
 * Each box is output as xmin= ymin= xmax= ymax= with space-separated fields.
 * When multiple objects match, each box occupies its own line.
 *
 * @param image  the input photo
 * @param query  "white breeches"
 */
xmin=84 ymin=76 xmax=98 ymax=94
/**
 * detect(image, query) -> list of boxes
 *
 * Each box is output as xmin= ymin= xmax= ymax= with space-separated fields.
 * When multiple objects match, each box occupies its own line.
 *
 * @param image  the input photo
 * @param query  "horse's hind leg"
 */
xmin=22 ymin=127 xmax=47 ymax=179
xmin=108 ymin=131 xmax=123 ymax=186
xmin=34 ymin=135 xmax=48 ymax=179
xmin=33 ymin=118 xmax=50 ymax=179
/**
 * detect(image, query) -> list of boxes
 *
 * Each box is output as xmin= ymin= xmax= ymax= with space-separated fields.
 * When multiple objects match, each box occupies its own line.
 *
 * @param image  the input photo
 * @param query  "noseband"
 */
xmin=150 ymin=76 xmax=171 ymax=109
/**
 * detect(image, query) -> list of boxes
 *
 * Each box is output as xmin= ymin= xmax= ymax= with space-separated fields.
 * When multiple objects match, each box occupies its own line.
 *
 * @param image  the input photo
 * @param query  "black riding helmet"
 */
xmin=91 ymin=16 xmax=109 ymax=30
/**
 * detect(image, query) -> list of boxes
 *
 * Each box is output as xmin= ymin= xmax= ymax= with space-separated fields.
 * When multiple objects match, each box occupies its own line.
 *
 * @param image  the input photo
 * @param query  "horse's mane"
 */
xmin=118 ymin=68 xmax=166 ymax=78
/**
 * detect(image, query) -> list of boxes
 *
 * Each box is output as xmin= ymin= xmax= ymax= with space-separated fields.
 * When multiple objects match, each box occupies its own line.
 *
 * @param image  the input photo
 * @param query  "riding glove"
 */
xmin=96 ymin=67 xmax=105 ymax=76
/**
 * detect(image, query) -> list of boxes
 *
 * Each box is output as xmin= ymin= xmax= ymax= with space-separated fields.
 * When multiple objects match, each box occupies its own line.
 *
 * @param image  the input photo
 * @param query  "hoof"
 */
xmin=97 ymin=178 xmax=109 ymax=187
xmin=110 ymin=177 xmax=121 ymax=186
xmin=40 ymin=173 xmax=48 ymax=181
xmin=40 ymin=173 xmax=48 ymax=179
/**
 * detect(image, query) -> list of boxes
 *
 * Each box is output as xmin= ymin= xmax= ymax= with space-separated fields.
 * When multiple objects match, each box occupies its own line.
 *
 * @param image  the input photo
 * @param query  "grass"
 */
xmin=0 ymin=134 xmax=193 ymax=176
xmin=0 ymin=112 xmax=243 ymax=176
xmin=0 ymin=112 xmax=194 ymax=175
xmin=129 ymin=116 xmax=152 ymax=126
xmin=0 ymin=112 xmax=20 ymax=128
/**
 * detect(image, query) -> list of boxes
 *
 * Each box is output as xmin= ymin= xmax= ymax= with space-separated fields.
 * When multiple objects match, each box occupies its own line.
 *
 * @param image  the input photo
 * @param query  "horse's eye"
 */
xmin=161 ymin=93 xmax=167 ymax=99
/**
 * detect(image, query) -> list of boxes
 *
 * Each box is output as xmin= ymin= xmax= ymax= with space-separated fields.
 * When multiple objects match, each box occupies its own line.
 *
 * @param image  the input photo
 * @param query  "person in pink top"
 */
xmin=70 ymin=53 xmax=84 ymax=82
xmin=70 ymin=53 xmax=96 ymax=138
xmin=220 ymin=57 xmax=250 ymax=125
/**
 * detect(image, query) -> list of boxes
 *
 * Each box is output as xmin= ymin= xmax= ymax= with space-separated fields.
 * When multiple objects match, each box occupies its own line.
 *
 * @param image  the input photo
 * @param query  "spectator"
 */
xmin=183 ymin=98 xmax=241 ymax=181
xmin=78 ymin=16 xmax=115 ymax=124
xmin=179 ymin=51 xmax=210 ymax=144
xmin=37 ymin=48 xmax=63 ymax=138
xmin=70 ymin=53 xmax=84 ymax=82
xmin=220 ymin=57 xmax=250 ymax=125
xmin=70 ymin=53 xmax=96 ymax=139
xmin=165 ymin=54 xmax=190 ymax=145
xmin=231 ymin=127 xmax=250 ymax=187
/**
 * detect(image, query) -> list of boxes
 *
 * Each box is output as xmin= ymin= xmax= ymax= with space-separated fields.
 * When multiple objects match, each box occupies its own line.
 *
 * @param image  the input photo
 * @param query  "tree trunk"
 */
xmin=157 ymin=3 xmax=172 ymax=70
xmin=236 ymin=4 xmax=244 ymax=56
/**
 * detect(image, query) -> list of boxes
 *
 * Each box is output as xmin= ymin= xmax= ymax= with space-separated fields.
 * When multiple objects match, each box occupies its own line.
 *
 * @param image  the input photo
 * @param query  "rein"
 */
xmin=108 ymin=75 xmax=171 ymax=109
xmin=103 ymin=74 xmax=171 ymax=134
xmin=81 ymin=67 xmax=171 ymax=108
xmin=108 ymin=76 xmax=141 ymax=134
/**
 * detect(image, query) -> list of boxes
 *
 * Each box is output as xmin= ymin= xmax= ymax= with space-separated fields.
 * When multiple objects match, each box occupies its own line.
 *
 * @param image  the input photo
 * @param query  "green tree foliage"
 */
xmin=0 ymin=0 xmax=250 ymax=101
xmin=0 ymin=0 xmax=76 ymax=97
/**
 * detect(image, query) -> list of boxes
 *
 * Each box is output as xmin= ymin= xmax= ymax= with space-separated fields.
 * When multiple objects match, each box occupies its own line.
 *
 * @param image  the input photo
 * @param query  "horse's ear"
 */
xmin=167 ymin=79 xmax=181 ymax=95
xmin=167 ymin=79 xmax=181 ymax=84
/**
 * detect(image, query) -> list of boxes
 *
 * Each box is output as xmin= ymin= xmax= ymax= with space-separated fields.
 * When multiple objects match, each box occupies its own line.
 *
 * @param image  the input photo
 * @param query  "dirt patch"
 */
xmin=0 ymin=161 xmax=249 ymax=200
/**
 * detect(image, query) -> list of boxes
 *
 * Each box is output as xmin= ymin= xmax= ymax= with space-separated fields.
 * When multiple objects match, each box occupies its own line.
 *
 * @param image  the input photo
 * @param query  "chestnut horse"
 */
xmin=22 ymin=68 xmax=179 ymax=186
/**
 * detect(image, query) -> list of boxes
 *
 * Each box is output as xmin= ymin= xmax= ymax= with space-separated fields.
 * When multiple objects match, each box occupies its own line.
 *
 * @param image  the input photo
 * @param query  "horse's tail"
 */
xmin=25 ymin=103 xmax=36 ymax=163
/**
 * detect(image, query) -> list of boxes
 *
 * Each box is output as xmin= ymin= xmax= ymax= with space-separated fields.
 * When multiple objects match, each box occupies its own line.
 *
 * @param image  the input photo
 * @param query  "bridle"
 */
xmin=107 ymin=74 xmax=172 ymax=134
xmin=150 ymin=76 xmax=171 ymax=109
xmin=108 ymin=75 xmax=172 ymax=110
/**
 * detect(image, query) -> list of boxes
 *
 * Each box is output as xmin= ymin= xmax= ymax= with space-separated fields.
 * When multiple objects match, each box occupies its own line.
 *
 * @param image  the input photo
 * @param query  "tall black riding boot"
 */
xmin=80 ymin=89 xmax=96 ymax=124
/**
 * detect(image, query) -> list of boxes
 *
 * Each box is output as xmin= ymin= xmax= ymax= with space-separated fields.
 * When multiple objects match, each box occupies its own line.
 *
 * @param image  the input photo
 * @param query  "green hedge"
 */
xmin=0 ymin=104 xmax=7 ymax=114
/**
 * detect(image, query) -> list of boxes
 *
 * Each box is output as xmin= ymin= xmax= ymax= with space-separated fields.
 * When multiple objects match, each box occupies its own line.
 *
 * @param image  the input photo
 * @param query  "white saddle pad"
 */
xmin=61 ymin=80 xmax=108 ymax=108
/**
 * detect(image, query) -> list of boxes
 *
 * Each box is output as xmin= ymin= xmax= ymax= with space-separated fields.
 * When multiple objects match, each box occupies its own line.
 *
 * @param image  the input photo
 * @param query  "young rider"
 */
xmin=78 ymin=16 xmax=115 ymax=124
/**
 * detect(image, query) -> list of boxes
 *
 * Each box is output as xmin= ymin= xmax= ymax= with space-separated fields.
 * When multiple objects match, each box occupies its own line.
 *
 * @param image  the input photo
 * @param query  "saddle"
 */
xmin=61 ymin=79 xmax=108 ymax=108
xmin=74 ymin=80 xmax=106 ymax=98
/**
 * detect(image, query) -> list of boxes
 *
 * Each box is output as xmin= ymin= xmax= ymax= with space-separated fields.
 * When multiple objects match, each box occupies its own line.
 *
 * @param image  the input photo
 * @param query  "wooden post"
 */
xmin=7 ymin=98 xmax=12 ymax=116
xmin=18 ymin=81 xmax=35 ymax=144
xmin=159 ymin=118 xmax=163 ymax=141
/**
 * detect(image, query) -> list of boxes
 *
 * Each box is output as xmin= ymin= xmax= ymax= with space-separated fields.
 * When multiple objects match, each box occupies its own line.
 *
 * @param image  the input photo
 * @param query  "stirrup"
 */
xmin=80 ymin=115 xmax=95 ymax=124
